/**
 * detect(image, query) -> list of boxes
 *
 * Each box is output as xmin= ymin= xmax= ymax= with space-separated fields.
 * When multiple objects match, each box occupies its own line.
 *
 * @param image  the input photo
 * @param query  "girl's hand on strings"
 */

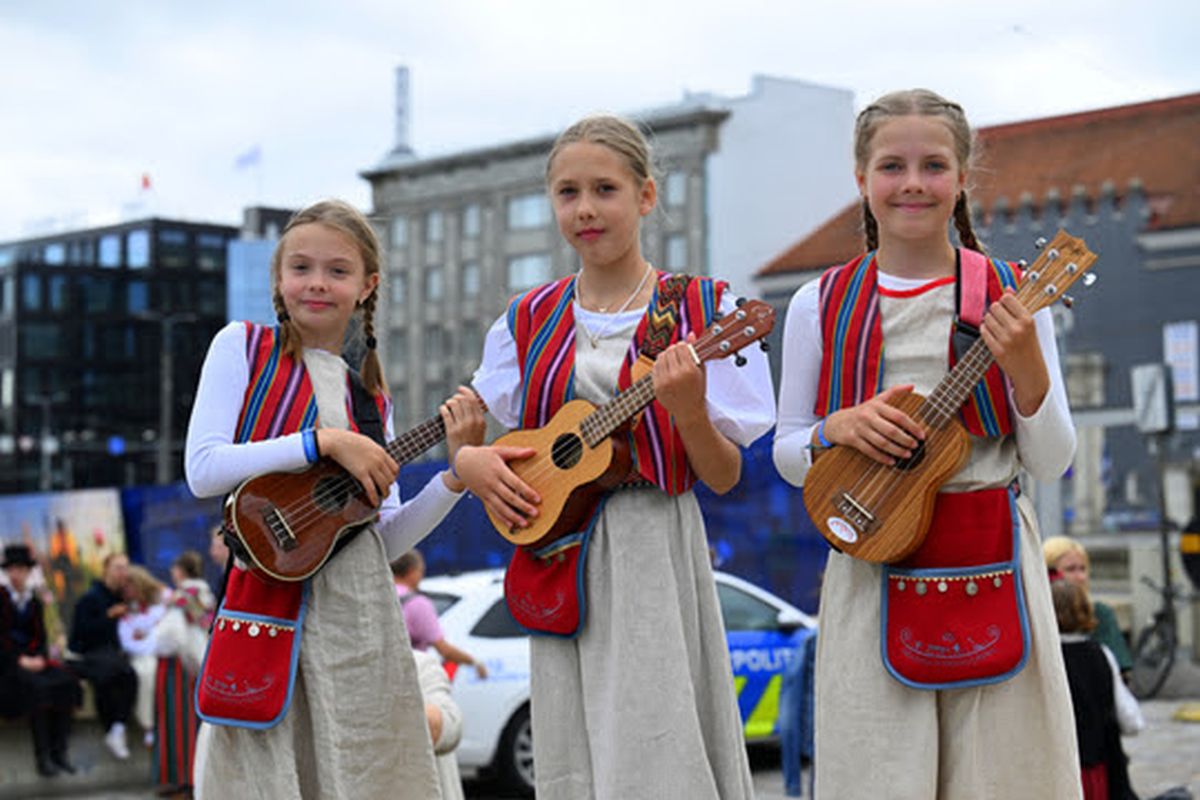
xmin=980 ymin=290 xmax=1049 ymax=416
xmin=441 ymin=386 xmax=488 ymax=492
xmin=824 ymin=384 xmax=926 ymax=466
xmin=317 ymin=428 xmax=399 ymax=507
xmin=453 ymin=445 xmax=540 ymax=528
xmin=653 ymin=333 xmax=706 ymax=426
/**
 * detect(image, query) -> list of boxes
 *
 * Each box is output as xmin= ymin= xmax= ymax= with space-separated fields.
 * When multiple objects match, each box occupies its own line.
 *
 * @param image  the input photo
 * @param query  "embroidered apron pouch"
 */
xmin=503 ymin=500 xmax=606 ymax=639
xmin=881 ymin=488 xmax=1030 ymax=690
xmin=195 ymin=566 xmax=308 ymax=728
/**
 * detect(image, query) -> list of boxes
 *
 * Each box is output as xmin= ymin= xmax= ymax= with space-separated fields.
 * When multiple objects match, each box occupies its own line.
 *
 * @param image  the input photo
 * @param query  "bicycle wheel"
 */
xmin=1130 ymin=619 xmax=1176 ymax=699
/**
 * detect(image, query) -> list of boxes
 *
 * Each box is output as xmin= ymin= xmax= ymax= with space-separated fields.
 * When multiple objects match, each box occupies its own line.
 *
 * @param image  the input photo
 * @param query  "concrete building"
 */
xmin=362 ymin=70 xmax=855 ymax=433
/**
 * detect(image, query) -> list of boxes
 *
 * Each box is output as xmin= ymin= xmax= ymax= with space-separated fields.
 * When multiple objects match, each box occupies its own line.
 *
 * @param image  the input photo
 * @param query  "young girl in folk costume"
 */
xmin=1045 ymin=536 xmax=1136 ymax=678
xmin=152 ymin=551 xmax=215 ymax=796
xmin=455 ymin=115 xmax=775 ymax=800
xmin=185 ymin=199 xmax=484 ymax=798
xmin=773 ymin=89 xmax=1082 ymax=798
xmin=117 ymin=565 xmax=168 ymax=748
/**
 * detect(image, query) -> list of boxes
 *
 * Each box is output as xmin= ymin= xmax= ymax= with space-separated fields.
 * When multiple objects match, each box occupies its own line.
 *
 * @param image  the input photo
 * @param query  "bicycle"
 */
xmin=1129 ymin=573 xmax=1188 ymax=699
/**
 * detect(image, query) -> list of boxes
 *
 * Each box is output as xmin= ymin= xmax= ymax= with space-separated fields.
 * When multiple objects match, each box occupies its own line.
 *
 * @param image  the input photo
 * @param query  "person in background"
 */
xmin=1044 ymin=536 xmax=1135 ymax=678
xmin=68 ymin=551 xmax=137 ymax=761
xmin=1053 ymin=577 xmax=1141 ymax=800
xmin=392 ymin=550 xmax=488 ymax=679
xmin=413 ymin=647 xmax=465 ymax=800
xmin=1 ymin=544 xmax=81 ymax=777
xmin=118 ymin=564 xmax=168 ymax=749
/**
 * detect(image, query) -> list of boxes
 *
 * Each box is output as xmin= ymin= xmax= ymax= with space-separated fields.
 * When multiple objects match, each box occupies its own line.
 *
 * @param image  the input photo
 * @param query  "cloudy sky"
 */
xmin=2 ymin=0 xmax=1196 ymax=241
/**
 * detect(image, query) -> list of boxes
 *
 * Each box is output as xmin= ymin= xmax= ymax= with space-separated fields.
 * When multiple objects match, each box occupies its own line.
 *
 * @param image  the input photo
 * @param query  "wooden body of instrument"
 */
xmin=487 ymin=400 xmax=632 ymax=548
xmin=489 ymin=299 xmax=776 ymax=549
xmin=803 ymin=390 xmax=970 ymax=563
xmin=802 ymin=229 xmax=1098 ymax=563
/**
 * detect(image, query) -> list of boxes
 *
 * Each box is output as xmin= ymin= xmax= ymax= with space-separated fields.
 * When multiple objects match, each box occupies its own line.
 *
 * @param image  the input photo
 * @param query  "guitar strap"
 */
xmin=952 ymin=249 xmax=990 ymax=361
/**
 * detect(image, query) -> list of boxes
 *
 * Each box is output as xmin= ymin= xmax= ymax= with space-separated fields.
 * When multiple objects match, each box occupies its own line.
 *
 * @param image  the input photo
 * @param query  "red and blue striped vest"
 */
xmin=813 ymin=251 xmax=1019 ymax=438
xmin=234 ymin=322 xmax=389 ymax=444
xmin=506 ymin=272 xmax=724 ymax=494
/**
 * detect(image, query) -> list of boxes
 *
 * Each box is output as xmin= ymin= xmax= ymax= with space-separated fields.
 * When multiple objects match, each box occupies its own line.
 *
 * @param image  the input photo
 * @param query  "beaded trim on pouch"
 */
xmin=889 ymin=568 xmax=1014 ymax=597
xmin=215 ymin=615 xmax=295 ymax=639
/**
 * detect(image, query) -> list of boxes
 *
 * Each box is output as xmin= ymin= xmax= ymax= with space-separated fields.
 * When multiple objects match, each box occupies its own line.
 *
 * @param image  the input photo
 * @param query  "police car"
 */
xmin=419 ymin=568 xmax=815 ymax=794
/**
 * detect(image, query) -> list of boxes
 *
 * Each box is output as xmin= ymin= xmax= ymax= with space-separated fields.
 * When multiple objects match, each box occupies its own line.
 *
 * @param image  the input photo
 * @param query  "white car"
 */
xmin=419 ymin=568 xmax=815 ymax=795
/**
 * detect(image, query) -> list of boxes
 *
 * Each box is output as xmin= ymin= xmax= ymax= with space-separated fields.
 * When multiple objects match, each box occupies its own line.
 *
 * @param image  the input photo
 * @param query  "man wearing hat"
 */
xmin=1 ymin=544 xmax=81 ymax=777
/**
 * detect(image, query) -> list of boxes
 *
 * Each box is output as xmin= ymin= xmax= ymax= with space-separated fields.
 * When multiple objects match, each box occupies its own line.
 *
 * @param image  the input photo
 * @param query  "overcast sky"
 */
xmin=2 ymin=0 xmax=1196 ymax=241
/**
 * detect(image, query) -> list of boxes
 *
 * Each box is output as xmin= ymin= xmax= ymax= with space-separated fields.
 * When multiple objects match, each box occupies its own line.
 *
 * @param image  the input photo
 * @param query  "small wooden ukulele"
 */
xmin=225 ymin=394 xmax=483 ymax=582
xmin=489 ymin=299 xmax=775 ymax=549
xmin=803 ymin=229 xmax=1098 ymax=563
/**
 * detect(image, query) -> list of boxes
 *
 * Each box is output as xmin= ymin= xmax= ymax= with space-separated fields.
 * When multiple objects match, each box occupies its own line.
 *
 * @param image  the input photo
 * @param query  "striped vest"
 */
xmin=507 ymin=272 xmax=724 ymax=494
xmin=813 ymin=251 xmax=1019 ymax=438
xmin=234 ymin=322 xmax=389 ymax=445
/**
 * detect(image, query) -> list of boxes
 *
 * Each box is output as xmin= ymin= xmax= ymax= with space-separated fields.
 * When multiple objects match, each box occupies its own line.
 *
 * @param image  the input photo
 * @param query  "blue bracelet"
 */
xmin=302 ymin=429 xmax=319 ymax=464
xmin=449 ymin=452 xmax=461 ymax=480
xmin=816 ymin=419 xmax=832 ymax=449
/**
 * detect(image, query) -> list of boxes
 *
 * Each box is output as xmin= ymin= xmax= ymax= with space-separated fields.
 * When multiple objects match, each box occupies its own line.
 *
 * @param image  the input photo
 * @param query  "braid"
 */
xmin=861 ymin=199 xmax=879 ymax=251
xmin=272 ymin=292 xmax=304 ymax=362
xmin=359 ymin=291 xmax=386 ymax=395
xmin=952 ymin=191 xmax=987 ymax=255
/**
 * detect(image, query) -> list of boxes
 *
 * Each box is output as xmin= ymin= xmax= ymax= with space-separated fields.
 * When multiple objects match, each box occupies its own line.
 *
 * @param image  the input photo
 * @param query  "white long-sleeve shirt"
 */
xmin=185 ymin=322 xmax=463 ymax=561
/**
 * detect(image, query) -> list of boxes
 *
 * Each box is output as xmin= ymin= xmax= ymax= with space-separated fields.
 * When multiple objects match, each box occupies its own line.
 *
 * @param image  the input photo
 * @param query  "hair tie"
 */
xmin=277 ymin=309 xmax=290 ymax=323
xmin=365 ymin=335 xmax=377 ymax=350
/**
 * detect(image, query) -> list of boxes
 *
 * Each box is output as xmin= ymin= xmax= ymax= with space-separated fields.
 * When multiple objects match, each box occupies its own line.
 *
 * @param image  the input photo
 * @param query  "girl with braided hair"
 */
xmin=185 ymin=199 xmax=484 ymax=798
xmin=773 ymin=89 xmax=1082 ymax=797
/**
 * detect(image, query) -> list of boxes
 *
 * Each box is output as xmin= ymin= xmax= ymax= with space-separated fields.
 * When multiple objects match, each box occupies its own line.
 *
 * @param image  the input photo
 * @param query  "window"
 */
xmin=388 ymin=330 xmax=408 ymax=370
xmin=0 ymin=247 xmax=14 ymax=268
xmin=43 ymin=243 xmax=66 ymax=265
xmin=390 ymin=216 xmax=408 ymax=248
xmin=77 ymin=239 xmax=96 ymax=266
xmin=99 ymin=234 xmax=121 ymax=268
xmin=127 ymin=229 xmax=150 ymax=269
xmin=460 ymin=321 xmax=483 ymax=362
xmin=422 ymin=591 xmax=461 ymax=617
xmin=471 ymin=599 xmax=523 ymax=638
xmin=424 ymin=265 xmax=444 ymax=301
xmin=198 ymin=280 xmax=223 ymax=314
xmin=391 ymin=385 xmax=408 ymax=430
xmin=20 ymin=323 xmax=64 ymax=359
xmin=47 ymin=276 xmax=67 ymax=312
xmin=461 ymin=261 xmax=480 ymax=298
xmin=157 ymin=228 xmax=190 ymax=268
xmin=21 ymin=275 xmax=41 ymax=311
xmin=424 ymin=326 xmax=444 ymax=361
xmin=716 ymin=584 xmax=781 ymax=632
xmin=424 ymin=210 xmax=444 ymax=243
xmin=390 ymin=270 xmax=407 ymax=306
xmin=461 ymin=204 xmax=481 ymax=238
xmin=81 ymin=277 xmax=116 ymax=313
xmin=507 ymin=193 xmax=550 ymax=229
xmin=666 ymin=234 xmax=688 ymax=270
xmin=425 ymin=381 xmax=447 ymax=417
xmin=665 ymin=171 xmax=687 ymax=207
xmin=197 ymin=233 xmax=227 ymax=271
xmin=507 ymin=253 xmax=551 ymax=292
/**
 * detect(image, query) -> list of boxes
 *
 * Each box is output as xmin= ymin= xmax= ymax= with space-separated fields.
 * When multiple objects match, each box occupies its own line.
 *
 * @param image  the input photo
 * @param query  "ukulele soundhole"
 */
xmin=313 ymin=476 xmax=352 ymax=514
xmin=550 ymin=433 xmax=584 ymax=470
xmin=893 ymin=440 xmax=926 ymax=471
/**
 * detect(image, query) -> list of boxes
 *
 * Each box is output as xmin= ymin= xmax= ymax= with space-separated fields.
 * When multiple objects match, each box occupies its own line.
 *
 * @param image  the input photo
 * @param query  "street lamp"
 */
xmin=25 ymin=390 xmax=68 ymax=492
xmin=136 ymin=311 xmax=198 ymax=484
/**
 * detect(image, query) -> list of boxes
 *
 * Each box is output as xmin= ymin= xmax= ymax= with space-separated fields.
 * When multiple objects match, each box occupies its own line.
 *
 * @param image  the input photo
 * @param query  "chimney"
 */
xmin=392 ymin=66 xmax=413 ymax=157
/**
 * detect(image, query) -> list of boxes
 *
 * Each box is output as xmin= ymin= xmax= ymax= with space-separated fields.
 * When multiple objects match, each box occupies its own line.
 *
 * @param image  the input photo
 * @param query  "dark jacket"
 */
xmin=68 ymin=580 xmax=122 ymax=655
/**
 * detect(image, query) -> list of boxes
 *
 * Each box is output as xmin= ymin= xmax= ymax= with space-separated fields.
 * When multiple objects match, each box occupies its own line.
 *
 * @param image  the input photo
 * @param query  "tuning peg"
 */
xmin=735 ymin=296 xmax=747 ymax=307
xmin=1034 ymin=236 xmax=1047 ymax=249
xmin=1061 ymin=295 xmax=1074 ymax=309
xmin=734 ymin=354 xmax=747 ymax=367
xmin=1082 ymin=273 xmax=1097 ymax=287
xmin=759 ymin=341 xmax=771 ymax=353
xmin=1017 ymin=259 xmax=1028 ymax=269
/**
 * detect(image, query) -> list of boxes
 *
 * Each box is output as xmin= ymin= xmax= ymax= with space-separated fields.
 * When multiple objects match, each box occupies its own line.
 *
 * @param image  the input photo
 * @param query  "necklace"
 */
xmin=576 ymin=263 xmax=654 ymax=348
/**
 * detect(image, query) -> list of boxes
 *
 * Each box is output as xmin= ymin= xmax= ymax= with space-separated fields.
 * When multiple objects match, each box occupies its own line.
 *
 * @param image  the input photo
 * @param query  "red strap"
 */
xmin=958 ymin=249 xmax=989 ymax=328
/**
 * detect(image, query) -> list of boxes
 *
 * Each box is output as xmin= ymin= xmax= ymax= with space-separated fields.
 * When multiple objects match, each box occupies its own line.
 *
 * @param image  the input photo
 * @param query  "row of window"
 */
xmin=386 ymin=323 xmax=485 ymax=368
xmin=10 ymin=274 xmax=222 ymax=316
xmin=388 ymin=172 xmax=689 ymax=250
xmin=0 ymin=228 xmax=231 ymax=271
xmin=390 ymin=254 xmax=550 ymax=305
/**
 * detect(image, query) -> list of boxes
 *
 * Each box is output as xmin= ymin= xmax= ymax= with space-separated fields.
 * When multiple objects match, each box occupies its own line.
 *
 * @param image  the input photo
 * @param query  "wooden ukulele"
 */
xmin=225 ymin=397 xmax=480 ymax=582
xmin=803 ymin=229 xmax=1098 ymax=563
xmin=489 ymin=299 xmax=775 ymax=549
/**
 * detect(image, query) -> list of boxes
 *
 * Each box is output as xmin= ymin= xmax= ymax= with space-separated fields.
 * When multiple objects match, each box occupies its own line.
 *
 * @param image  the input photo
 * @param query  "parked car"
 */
xmin=419 ymin=568 xmax=815 ymax=794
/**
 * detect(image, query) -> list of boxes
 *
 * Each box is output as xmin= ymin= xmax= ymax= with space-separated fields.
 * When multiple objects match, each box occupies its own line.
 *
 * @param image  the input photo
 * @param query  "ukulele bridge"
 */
xmin=834 ymin=492 xmax=876 ymax=533
xmin=261 ymin=505 xmax=299 ymax=551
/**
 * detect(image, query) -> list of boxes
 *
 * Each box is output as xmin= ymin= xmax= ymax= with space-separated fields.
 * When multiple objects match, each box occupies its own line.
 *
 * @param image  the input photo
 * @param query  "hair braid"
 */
xmin=952 ymin=191 xmax=987 ymax=255
xmin=359 ymin=291 xmax=385 ymax=395
xmin=272 ymin=291 xmax=303 ymax=361
xmin=861 ymin=199 xmax=880 ymax=251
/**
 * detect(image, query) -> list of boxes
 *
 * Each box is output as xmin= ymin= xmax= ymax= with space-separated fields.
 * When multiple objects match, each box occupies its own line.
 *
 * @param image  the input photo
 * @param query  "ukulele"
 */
xmin=489 ymin=299 xmax=775 ymax=549
xmin=225 ymin=394 xmax=483 ymax=582
xmin=803 ymin=229 xmax=1098 ymax=563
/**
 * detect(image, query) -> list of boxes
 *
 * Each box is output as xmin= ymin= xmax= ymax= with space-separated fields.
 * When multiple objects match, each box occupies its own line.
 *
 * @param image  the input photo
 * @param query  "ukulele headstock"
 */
xmin=695 ymin=298 xmax=776 ymax=366
xmin=1015 ymin=229 xmax=1099 ymax=315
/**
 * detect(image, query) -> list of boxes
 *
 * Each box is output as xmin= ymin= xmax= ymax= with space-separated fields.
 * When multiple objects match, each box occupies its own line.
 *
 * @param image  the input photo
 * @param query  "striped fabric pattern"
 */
xmin=813 ymin=251 xmax=1019 ymax=439
xmin=506 ymin=272 xmax=724 ymax=495
xmin=155 ymin=656 xmax=197 ymax=789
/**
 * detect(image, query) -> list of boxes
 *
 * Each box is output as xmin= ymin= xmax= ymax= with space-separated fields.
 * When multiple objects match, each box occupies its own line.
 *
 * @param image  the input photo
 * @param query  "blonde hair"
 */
xmin=546 ymin=114 xmax=653 ymax=187
xmin=126 ymin=565 xmax=165 ymax=607
xmin=853 ymin=88 xmax=983 ymax=253
xmin=270 ymin=199 xmax=386 ymax=395
xmin=1043 ymin=536 xmax=1089 ymax=570
xmin=1051 ymin=577 xmax=1097 ymax=634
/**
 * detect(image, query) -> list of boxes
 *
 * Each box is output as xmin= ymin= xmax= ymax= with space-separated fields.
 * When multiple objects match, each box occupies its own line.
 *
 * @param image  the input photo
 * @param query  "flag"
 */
xmin=234 ymin=145 xmax=262 ymax=170
xmin=141 ymin=173 xmax=152 ymax=191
